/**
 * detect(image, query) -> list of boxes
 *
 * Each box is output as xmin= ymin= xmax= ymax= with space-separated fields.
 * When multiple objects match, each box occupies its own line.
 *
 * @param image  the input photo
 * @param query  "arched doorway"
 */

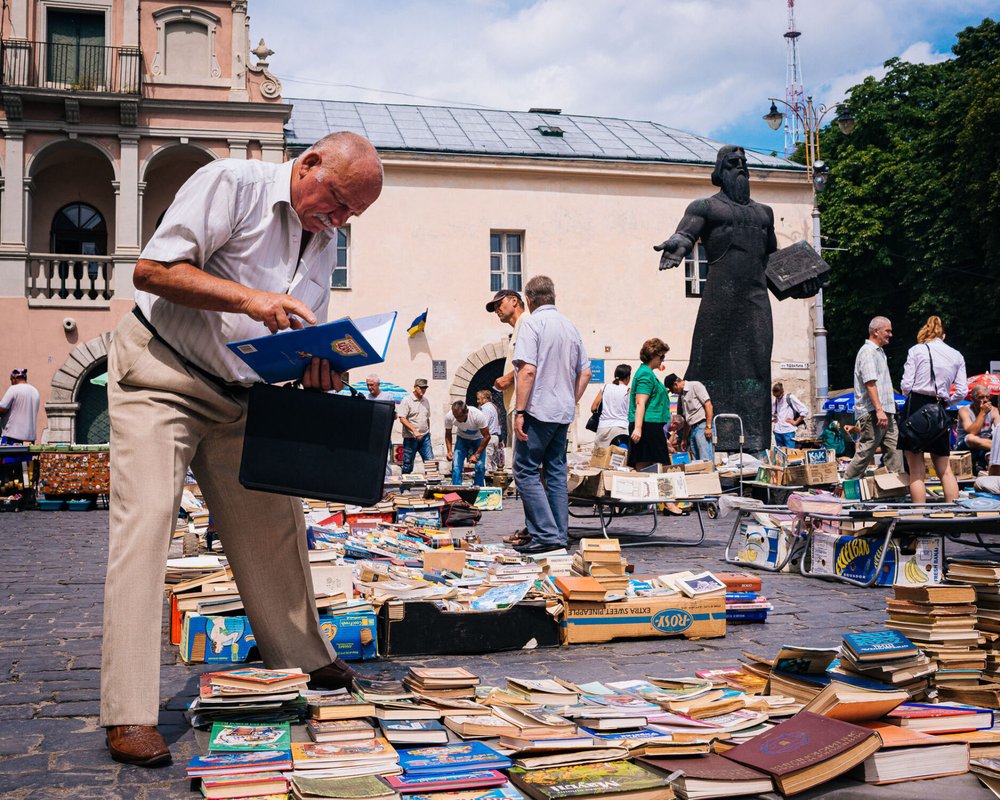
xmin=465 ymin=359 xmax=506 ymax=444
xmin=75 ymin=359 xmax=109 ymax=444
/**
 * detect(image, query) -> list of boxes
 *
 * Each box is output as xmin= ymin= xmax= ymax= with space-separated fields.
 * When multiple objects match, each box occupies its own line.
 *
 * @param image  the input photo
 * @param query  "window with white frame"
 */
xmin=490 ymin=232 xmax=522 ymax=292
xmin=684 ymin=242 xmax=708 ymax=298
xmin=331 ymin=226 xmax=350 ymax=289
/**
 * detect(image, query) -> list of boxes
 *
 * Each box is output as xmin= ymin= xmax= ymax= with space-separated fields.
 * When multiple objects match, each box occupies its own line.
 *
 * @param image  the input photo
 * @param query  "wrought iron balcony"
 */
xmin=1 ymin=39 xmax=142 ymax=95
xmin=26 ymin=254 xmax=115 ymax=308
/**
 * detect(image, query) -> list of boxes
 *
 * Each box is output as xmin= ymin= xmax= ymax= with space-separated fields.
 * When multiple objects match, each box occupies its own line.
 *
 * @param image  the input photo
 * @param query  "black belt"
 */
xmin=131 ymin=307 xmax=245 ymax=392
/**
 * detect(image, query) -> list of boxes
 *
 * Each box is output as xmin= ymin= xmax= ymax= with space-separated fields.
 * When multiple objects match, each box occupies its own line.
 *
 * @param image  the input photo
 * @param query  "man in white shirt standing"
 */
xmin=445 ymin=400 xmax=491 ymax=486
xmin=0 ymin=369 xmax=41 ymax=444
xmin=770 ymin=381 xmax=808 ymax=449
xmin=100 ymin=132 xmax=384 ymax=767
xmin=845 ymin=316 xmax=903 ymax=479
xmin=512 ymin=276 xmax=591 ymax=555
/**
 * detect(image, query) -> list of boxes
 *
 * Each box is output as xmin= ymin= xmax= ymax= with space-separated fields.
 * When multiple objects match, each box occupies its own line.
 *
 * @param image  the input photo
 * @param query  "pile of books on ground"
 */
xmin=186 ymin=668 xmax=310 ymax=728
xmin=837 ymin=629 xmax=938 ymax=700
xmin=185 ymin=651 xmax=1000 ymax=799
xmin=570 ymin=538 xmax=629 ymax=594
xmin=717 ymin=572 xmax=772 ymax=624
xmin=887 ymin=582 xmax=986 ymax=700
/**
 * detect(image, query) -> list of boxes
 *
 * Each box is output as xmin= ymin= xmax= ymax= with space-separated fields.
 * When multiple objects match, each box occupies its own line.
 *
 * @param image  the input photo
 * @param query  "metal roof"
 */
xmin=285 ymin=99 xmax=799 ymax=170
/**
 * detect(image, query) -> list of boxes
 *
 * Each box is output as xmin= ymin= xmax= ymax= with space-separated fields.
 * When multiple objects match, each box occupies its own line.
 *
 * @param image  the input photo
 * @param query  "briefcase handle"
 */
xmin=285 ymin=380 xmax=362 ymax=398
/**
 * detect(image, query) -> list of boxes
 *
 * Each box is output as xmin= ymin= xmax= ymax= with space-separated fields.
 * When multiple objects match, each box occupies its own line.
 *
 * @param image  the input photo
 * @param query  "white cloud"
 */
xmin=247 ymin=0 xmax=996 ymax=142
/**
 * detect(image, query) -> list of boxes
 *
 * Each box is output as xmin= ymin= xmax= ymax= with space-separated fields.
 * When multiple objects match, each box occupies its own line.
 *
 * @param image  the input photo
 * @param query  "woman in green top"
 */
xmin=628 ymin=337 xmax=673 ymax=459
xmin=627 ymin=337 xmax=683 ymax=514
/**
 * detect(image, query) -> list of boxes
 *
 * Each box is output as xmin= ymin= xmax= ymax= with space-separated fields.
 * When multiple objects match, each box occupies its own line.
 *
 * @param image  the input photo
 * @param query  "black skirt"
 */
xmin=627 ymin=421 xmax=671 ymax=466
xmin=901 ymin=392 xmax=951 ymax=457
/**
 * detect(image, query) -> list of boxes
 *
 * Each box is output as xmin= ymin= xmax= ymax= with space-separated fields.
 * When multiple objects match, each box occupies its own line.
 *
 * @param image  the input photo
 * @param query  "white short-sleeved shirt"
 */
xmin=445 ymin=406 xmax=489 ymax=440
xmin=0 ymin=383 xmax=40 ymax=441
xmin=598 ymin=383 xmax=629 ymax=429
xmin=479 ymin=401 xmax=502 ymax=436
xmin=136 ymin=158 xmax=339 ymax=384
xmin=513 ymin=304 xmax=589 ymax=425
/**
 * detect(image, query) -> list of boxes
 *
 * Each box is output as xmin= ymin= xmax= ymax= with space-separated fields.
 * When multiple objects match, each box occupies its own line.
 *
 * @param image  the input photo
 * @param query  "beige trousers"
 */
xmin=100 ymin=314 xmax=334 ymax=726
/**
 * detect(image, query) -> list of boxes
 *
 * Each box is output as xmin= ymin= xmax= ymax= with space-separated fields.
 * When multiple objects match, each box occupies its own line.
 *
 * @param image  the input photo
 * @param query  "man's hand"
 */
xmin=654 ymin=237 xmax=686 ymax=270
xmin=704 ymin=425 xmax=712 ymax=440
xmin=514 ymin=414 xmax=528 ymax=442
xmin=785 ymin=417 xmax=797 ymax=425
xmin=875 ymin=409 xmax=888 ymax=428
xmin=301 ymin=358 xmax=344 ymax=392
xmin=446 ymin=449 xmax=454 ymax=461
xmin=468 ymin=453 xmax=479 ymax=464
xmin=241 ymin=291 xmax=317 ymax=333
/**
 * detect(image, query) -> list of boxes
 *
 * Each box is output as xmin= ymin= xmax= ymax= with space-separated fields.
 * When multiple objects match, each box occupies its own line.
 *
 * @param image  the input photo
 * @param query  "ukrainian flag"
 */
xmin=407 ymin=309 xmax=428 ymax=337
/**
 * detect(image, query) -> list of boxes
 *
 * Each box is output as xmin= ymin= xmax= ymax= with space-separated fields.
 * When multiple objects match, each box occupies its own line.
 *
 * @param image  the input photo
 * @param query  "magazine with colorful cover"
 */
xmin=508 ymin=759 xmax=669 ymax=799
xmin=291 ymin=737 xmax=398 ymax=766
xmin=186 ymin=749 xmax=292 ymax=776
xmin=227 ymin=312 xmax=397 ymax=384
xmin=208 ymin=722 xmax=291 ymax=752
xmin=384 ymin=769 xmax=509 ymax=792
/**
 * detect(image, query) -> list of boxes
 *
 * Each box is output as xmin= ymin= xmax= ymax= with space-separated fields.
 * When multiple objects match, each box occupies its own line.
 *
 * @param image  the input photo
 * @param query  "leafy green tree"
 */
xmin=817 ymin=18 xmax=1000 ymax=389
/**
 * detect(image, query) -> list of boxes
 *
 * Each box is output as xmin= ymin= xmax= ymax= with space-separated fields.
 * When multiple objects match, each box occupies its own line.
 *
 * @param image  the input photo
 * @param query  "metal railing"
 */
xmin=26 ymin=254 xmax=115 ymax=307
xmin=1 ymin=40 xmax=142 ymax=95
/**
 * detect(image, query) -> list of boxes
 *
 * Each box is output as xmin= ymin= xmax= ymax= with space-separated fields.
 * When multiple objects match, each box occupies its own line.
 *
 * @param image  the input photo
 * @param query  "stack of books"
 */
xmin=290 ymin=774 xmax=398 ymax=800
xmin=403 ymin=666 xmax=481 ymax=699
xmin=186 ymin=668 xmax=310 ymax=728
xmin=948 ymin=558 xmax=1000 ymax=688
xmin=887 ymin=583 xmax=982 ymax=698
xmin=290 ymin=737 xmax=401 ymax=780
xmin=572 ymin=539 xmax=630 ymax=593
xmin=717 ymin=573 xmax=771 ymax=624
xmin=837 ymin=630 xmax=937 ymax=699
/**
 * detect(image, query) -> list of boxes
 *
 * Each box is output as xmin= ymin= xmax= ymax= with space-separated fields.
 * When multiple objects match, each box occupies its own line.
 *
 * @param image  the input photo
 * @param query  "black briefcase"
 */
xmin=239 ymin=383 xmax=395 ymax=505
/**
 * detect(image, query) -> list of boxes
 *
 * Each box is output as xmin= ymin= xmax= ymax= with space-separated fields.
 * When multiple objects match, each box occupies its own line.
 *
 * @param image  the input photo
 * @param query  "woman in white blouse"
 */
xmin=591 ymin=364 xmax=632 ymax=448
xmin=900 ymin=315 xmax=968 ymax=503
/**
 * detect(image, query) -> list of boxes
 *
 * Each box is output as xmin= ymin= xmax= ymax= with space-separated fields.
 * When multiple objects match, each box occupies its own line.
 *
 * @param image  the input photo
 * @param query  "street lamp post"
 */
xmin=763 ymin=97 xmax=855 ymax=414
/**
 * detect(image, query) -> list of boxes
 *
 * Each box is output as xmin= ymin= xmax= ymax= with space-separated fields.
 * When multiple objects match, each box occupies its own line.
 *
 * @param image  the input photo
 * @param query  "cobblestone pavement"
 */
xmin=0 ymin=502 xmax=983 ymax=798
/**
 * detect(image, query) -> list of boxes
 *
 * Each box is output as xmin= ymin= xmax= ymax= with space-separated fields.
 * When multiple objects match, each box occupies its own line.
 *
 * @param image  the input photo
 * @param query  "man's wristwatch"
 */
xmin=515 ymin=410 xmax=526 ymax=416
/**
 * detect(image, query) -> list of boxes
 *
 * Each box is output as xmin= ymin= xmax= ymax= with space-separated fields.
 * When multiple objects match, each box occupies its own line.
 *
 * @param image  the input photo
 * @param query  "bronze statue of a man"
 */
xmin=655 ymin=145 xmax=807 ymax=452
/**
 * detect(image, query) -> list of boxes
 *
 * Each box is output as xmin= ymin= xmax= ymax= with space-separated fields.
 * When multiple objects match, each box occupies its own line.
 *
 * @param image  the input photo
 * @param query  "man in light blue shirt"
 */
xmin=512 ymin=276 xmax=591 ymax=554
xmin=845 ymin=316 xmax=903 ymax=478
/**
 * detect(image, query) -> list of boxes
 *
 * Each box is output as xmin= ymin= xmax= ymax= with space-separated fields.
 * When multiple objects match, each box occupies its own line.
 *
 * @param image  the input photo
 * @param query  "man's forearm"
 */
xmin=475 ymin=429 xmax=490 ymax=456
xmin=704 ymin=401 xmax=714 ymax=427
xmin=515 ymin=365 xmax=536 ymax=410
xmin=574 ymin=369 xmax=592 ymax=402
xmin=135 ymin=259 xmax=254 ymax=314
xmin=494 ymin=371 xmax=514 ymax=391
xmin=864 ymin=382 xmax=882 ymax=412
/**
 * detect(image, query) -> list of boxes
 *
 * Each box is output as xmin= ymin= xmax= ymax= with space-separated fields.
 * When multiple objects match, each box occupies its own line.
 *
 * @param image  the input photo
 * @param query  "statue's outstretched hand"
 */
xmin=785 ymin=273 xmax=829 ymax=299
xmin=654 ymin=237 xmax=686 ymax=270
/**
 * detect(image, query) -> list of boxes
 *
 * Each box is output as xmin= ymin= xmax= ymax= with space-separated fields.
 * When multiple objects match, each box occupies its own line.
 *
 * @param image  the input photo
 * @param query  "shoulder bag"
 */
xmin=586 ymin=385 xmax=606 ymax=433
xmin=900 ymin=344 xmax=950 ymax=449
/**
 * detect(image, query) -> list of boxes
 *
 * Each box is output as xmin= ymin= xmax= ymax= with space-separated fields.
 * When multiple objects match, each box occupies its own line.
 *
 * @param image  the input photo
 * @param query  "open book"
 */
xmin=227 ymin=312 xmax=397 ymax=384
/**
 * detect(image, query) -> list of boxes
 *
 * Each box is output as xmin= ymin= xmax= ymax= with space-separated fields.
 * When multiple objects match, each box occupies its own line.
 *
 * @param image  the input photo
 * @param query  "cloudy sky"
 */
xmin=248 ymin=0 xmax=998 ymax=155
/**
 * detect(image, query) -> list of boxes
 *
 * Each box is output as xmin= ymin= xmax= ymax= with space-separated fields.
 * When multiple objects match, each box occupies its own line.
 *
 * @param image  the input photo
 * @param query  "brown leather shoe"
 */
xmin=308 ymin=657 xmax=361 ymax=690
xmin=106 ymin=725 xmax=171 ymax=767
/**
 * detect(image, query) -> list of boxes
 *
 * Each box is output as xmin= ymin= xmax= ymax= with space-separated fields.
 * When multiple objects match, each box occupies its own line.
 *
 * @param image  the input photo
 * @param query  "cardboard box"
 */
xmin=924 ymin=451 xmax=974 ymax=481
xmin=683 ymin=460 xmax=716 ymax=474
xmin=682 ymin=471 xmax=723 ymax=496
xmin=568 ymin=468 xmax=606 ymax=498
xmin=560 ymin=595 xmax=726 ymax=644
xmin=590 ymin=446 xmax=629 ymax=470
xmin=860 ymin=471 xmax=908 ymax=500
xmin=733 ymin=520 xmax=791 ymax=570
xmin=180 ymin=611 xmax=377 ymax=664
xmin=808 ymin=532 xmax=942 ymax=586
xmin=784 ymin=462 xmax=838 ymax=486
xmin=755 ymin=465 xmax=786 ymax=486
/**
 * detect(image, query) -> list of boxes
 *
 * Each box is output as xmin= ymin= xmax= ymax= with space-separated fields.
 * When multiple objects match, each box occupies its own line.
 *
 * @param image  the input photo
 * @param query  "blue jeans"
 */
xmin=402 ymin=434 xmax=433 ymax=474
xmin=774 ymin=431 xmax=797 ymax=449
xmin=452 ymin=436 xmax=486 ymax=486
xmin=513 ymin=415 xmax=569 ymax=547
xmin=688 ymin=421 xmax=715 ymax=463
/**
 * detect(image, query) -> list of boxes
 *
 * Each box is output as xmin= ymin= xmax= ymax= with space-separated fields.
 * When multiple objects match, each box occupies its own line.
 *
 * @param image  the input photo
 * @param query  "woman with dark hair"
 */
xmin=900 ymin=315 xmax=967 ymax=503
xmin=591 ymin=363 xmax=632 ymax=448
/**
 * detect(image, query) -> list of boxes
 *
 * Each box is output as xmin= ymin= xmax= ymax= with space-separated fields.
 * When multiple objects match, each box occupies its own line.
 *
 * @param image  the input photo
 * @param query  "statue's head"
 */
xmin=712 ymin=145 xmax=750 ymax=204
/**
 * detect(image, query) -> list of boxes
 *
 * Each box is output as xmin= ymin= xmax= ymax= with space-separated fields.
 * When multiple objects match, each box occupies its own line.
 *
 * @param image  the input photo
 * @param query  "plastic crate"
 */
xmin=38 ymin=499 xmax=65 ymax=511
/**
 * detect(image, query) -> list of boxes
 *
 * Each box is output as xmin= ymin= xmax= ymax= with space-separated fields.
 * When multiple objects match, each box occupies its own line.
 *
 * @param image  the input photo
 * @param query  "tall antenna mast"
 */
xmin=783 ymin=0 xmax=804 ymax=157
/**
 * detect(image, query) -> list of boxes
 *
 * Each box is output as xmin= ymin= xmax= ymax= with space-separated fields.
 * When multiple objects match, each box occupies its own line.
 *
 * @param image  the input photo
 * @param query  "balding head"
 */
xmin=291 ymin=131 xmax=383 ymax=233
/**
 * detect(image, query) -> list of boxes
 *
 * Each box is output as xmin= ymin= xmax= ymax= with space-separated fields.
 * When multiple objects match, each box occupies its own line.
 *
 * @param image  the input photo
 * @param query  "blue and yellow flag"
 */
xmin=407 ymin=309 xmax=428 ymax=337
